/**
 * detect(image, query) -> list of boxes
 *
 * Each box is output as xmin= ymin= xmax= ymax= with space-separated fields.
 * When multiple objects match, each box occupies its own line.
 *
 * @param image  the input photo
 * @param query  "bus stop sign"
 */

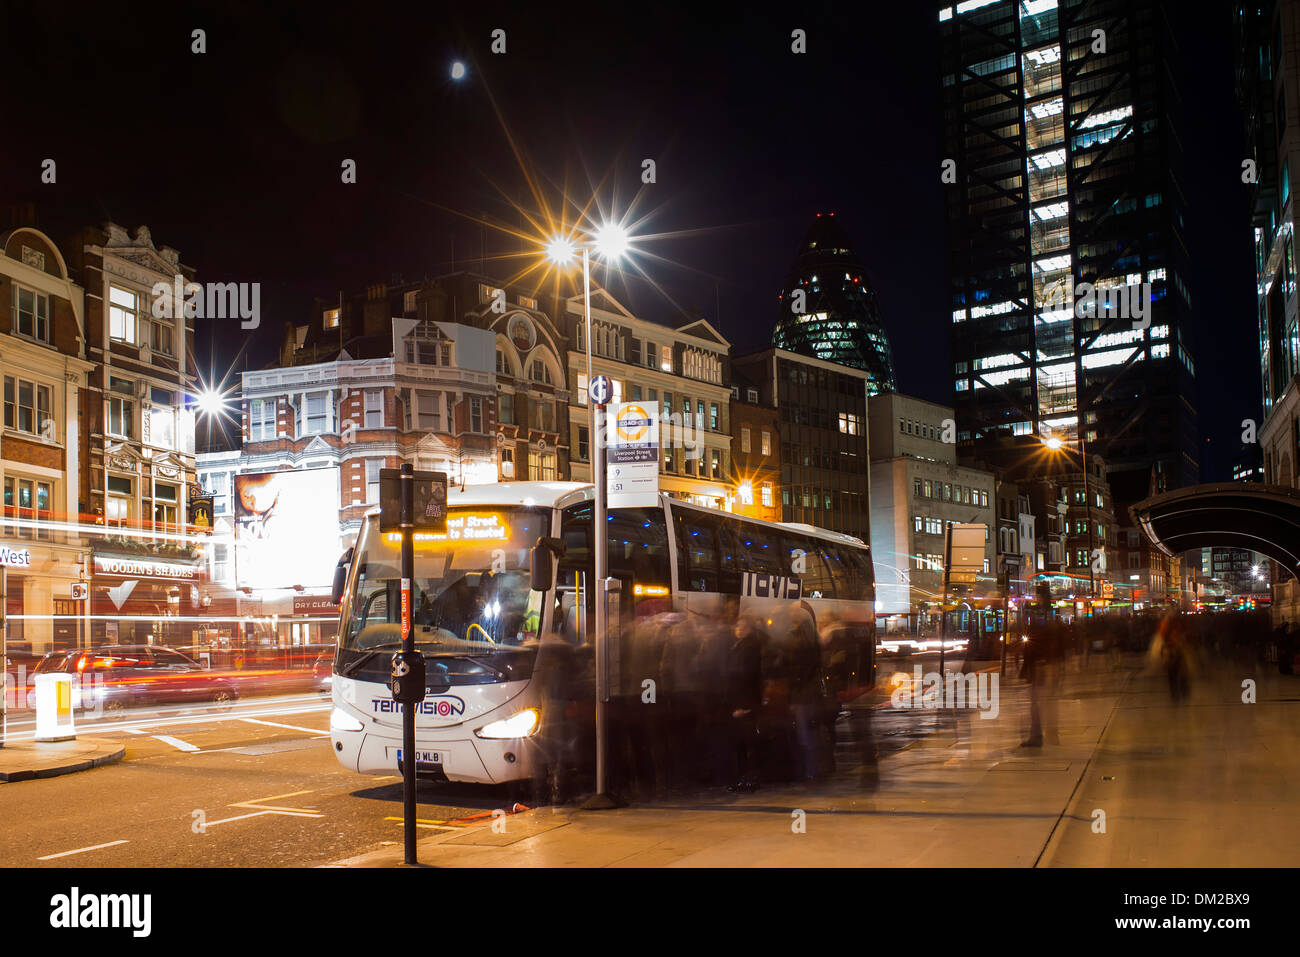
xmin=588 ymin=375 xmax=612 ymax=405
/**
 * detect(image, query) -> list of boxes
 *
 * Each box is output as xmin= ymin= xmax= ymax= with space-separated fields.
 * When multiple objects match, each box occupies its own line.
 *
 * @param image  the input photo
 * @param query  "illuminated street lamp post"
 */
xmin=1043 ymin=431 xmax=1097 ymax=603
xmin=546 ymin=223 xmax=630 ymax=806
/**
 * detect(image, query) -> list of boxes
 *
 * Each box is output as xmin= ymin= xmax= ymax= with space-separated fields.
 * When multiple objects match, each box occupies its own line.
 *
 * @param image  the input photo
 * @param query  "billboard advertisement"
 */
xmin=234 ymin=468 xmax=340 ymax=591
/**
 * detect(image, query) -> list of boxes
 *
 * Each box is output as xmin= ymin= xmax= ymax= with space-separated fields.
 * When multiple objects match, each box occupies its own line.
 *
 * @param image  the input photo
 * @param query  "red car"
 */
xmin=28 ymin=645 xmax=238 ymax=717
xmin=312 ymin=650 xmax=334 ymax=695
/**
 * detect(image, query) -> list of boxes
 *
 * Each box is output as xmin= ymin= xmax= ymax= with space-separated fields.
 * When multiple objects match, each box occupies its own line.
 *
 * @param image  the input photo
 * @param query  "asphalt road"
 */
xmin=0 ymin=692 xmax=533 ymax=867
xmin=0 ymin=655 xmax=1003 ymax=867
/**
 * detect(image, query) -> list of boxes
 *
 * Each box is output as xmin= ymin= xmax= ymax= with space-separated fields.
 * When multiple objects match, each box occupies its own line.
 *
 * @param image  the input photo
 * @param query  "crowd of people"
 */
xmin=531 ymin=599 xmax=877 ymax=801
xmin=529 ymin=604 xmax=1286 ymax=801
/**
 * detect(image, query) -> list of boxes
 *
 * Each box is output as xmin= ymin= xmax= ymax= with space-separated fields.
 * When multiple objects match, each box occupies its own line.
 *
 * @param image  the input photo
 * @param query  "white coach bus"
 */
xmin=328 ymin=481 xmax=876 ymax=785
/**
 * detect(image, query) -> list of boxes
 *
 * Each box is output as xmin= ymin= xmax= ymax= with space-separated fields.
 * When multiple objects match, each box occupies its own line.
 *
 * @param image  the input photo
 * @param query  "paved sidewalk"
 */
xmin=329 ymin=661 xmax=1146 ymax=867
xmin=0 ymin=738 xmax=126 ymax=782
xmin=1039 ymin=658 xmax=1300 ymax=866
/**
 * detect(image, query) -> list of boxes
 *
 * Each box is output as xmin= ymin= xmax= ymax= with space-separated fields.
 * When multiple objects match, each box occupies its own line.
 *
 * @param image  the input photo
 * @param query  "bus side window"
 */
xmin=607 ymin=506 xmax=670 ymax=583
xmin=783 ymin=533 xmax=834 ymax=598
xmin=847 ymin=547 xmax=876 ymax=603
xmin=733 ymin=523 xmax=782 ymax=576
xmin=716 ymin=518 xmax=744 ymax=594
xmin=822 ymin=543 xmax=854 ymax=599
xmin=675 ymin=510 xmax=719 ymax=592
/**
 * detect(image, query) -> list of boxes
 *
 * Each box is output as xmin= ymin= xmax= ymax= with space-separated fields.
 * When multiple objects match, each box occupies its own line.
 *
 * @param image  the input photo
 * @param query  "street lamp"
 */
xmin=545 ymin=221 xmax=633 ymax=807
xmin=1041 ymin=430 xmax=1097 ymax=602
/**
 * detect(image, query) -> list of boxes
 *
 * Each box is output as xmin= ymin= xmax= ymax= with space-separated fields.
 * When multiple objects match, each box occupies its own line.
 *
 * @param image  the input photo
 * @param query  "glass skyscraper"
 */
xmin=772 ymin=213 xmax=898 ymax=396
xmin=1239 ymin=0 xmax=1299 ymax=423
xmin=940 ymin=0 xmax=1198 ymax=508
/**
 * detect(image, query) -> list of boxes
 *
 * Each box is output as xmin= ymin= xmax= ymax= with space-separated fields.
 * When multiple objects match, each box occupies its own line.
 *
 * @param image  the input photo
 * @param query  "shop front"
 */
xmin=90 ymin=549 xmax=203 ymax=650
xmin=1 ymin=536 xmax=88 ymax=656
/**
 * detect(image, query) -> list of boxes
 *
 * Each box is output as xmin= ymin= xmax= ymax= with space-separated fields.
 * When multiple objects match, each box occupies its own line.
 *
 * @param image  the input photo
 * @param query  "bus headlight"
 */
xmin=474 ymin=708 xmax=539 ymax=739
xmin=330 ymin=707 xmax=364 ymax=733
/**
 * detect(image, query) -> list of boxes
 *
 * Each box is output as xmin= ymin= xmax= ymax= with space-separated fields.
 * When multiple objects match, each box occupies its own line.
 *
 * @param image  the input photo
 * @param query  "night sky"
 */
xmin=0 ymin=2 xmax=1258 ymax=479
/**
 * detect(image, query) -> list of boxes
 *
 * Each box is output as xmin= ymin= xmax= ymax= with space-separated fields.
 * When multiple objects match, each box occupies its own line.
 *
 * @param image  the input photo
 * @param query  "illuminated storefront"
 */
xmin=89 ymin=548 xmax=203 ymax=647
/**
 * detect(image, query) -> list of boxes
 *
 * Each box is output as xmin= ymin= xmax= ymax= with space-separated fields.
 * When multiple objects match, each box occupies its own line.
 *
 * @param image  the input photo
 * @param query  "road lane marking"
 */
xmin=203 ymin=810 xmax=278 ymax=827
xmin=53 ymin=700 xmax=331 ymax=739
xmin=124 ymin=728 xmax=148 ymax=735
xmin=239 ymin=717 xmax=329 ymax=736
xmin=199 ymin=788 xmax=325 ymax=830
xmin=153 ymin=734 xmax=200 ymax=752
xmin=38 ymin=840 xmax=129 ymax=860
xmin=383 ymin=816 xmax=457 ymax=831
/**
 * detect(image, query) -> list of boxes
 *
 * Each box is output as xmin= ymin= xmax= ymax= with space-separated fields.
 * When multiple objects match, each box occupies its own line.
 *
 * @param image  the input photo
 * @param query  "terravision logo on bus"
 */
xmin=372 ymin=695 xmax=466 ymax=717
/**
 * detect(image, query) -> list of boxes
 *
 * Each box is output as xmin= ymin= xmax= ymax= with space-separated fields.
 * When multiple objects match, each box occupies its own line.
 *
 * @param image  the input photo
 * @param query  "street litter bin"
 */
xmin=34 ymin=673 xmax=75 ymax=742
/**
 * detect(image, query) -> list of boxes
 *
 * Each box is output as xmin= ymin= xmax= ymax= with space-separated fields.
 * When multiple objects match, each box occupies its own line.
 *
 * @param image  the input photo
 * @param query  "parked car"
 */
xmin=26 ymin=645 xmax=238 ymax=717
xmin=312 ymin=650 xmax=334 ymax=695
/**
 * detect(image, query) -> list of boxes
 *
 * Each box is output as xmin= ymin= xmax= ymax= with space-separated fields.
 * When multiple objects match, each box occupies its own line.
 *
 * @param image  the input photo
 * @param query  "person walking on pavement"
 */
xmin=1021 ymin=612 xmax=1061 ymax=747
xmin=787 ymin=608 xmax=824 ymax=782
xmin=725 ymin=613 xmax=765 ymax=792
xmin=1158 ymin=611 xmax=1190 ymax=703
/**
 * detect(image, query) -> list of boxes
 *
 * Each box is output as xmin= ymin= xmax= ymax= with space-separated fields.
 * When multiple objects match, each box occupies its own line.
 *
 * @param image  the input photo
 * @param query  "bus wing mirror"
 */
xmin=331 ymin=547 xmax=354 ymax=604
xmin=530 ymin=544 xmax=553 ymax=592
xmin=531 ymin=537 xmax=565 ymax=591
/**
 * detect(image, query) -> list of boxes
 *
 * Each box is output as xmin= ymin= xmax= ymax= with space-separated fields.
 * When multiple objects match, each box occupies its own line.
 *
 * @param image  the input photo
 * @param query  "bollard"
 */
xmin=34 ymin=673 xmax=76 ymax=742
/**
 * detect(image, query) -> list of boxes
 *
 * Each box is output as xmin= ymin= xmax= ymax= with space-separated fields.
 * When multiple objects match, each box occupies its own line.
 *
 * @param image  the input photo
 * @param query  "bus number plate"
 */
xmin=391 ymin=747 xmax=444 ymax=766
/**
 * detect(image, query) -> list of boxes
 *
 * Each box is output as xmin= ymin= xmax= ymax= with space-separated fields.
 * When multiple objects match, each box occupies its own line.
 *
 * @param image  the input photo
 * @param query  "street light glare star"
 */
xmin=196 ymin=388 xmax=227 ymax=418
xmin=1043 ymin=436 xmax=1063 ymax=451
xmin=545 ymin=235 xmax=576 ymax=266
xmin=594 ymin=223 xmax=630 ymax=261
xmin=451 ymin=61 xmax=467 ymax=80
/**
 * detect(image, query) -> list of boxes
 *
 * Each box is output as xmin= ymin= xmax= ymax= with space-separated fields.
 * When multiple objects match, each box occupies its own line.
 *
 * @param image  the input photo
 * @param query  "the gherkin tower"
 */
xmin=773 ymin=213 xmax=898 ymax=395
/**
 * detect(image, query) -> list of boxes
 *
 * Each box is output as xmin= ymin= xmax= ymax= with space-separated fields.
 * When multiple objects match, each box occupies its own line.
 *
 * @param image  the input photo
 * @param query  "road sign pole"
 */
xmin=582 ymin=247 xmax=617 ymax=811
xmin=941 ymin=523 xmax=951 ymax=676
xmin=1001 ymin=566 xmax=1010 ymax=679
xmin=400 ymin=464 xmax=417 ymax=866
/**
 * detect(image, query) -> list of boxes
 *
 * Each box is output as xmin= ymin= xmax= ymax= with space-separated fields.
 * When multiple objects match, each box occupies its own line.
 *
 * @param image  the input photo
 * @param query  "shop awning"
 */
xmin=1131 ymin=482 xmax=1300 ymax=580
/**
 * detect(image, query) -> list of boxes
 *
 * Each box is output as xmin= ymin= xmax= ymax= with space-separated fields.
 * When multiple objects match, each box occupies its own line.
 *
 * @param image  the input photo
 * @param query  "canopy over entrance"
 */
xmin=1132 ymin=483 xmax=1300 ymax=580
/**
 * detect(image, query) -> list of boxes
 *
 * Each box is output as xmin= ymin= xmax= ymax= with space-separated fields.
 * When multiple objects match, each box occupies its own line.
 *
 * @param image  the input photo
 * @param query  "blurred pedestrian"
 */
xmin=725 ymin=613 xmax=765 ymax=792
xmin=787 ymin=608 xmax=824 ymax=782
xmin=1158 ymin=612 xmax=1190 ymax=702
xmin=1021 ymin=612 xmax=1061 ymax=747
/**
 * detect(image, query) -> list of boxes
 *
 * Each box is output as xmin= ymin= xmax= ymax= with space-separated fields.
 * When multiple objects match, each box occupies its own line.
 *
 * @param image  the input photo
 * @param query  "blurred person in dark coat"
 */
xmin=1021 ymin=613 xmax=1062 ymax=747
xmin=787 ymin=607 xmax=825 ymax=781
xmin=725 ymin=613 xmax=765 ymax=792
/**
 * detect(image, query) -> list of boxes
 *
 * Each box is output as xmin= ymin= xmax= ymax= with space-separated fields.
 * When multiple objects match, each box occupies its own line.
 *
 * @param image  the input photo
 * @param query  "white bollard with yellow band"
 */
xmin=34 ymin=673 xmax=76 ymax=742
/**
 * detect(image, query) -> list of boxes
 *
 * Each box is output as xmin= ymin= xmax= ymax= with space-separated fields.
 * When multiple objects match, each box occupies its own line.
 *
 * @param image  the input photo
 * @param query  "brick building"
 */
xmin=0 ymin=227 xmax=94 ymax=650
